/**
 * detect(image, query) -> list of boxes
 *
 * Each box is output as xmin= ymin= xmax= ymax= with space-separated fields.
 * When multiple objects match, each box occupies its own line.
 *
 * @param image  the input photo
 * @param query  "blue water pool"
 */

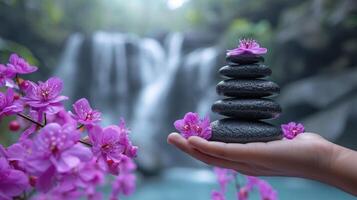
xmin=120 ymin=168 xmax=355 ymax=200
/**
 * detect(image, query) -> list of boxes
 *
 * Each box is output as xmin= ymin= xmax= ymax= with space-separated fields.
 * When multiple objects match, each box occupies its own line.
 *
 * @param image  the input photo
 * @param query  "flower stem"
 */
xmin=79 ymin=139 xmax=92 ymax=147
xmin=234 ymin=173 xmax=240 ymax=192
xmin=77 ymin=124 xmax=84 ymax=130
xmin=17 ymin=113 xmax=44 ymax=128
xmin=44 ymin=113 xmax=47 ymax=125
xmin=15 ymin=74 xmax=20 ymax=86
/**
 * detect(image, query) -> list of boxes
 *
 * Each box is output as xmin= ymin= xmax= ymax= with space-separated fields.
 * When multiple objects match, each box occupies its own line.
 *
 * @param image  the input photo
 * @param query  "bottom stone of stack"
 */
xmin=210 ymin=118 xmax=282 ymax=143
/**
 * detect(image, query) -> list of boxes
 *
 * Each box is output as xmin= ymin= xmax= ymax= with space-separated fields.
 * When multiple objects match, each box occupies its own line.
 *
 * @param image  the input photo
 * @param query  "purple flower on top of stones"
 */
xmin=88 ymin=119 xmax=137 ymax=175
xmin=174 ymin=112 xmax=212 ymax=140
xmin=227 ymin=39 xmax=267 ymax=56
xmin=71 ymin=98 xmax=101 ymax=125
xmin=0 ymin=64 xmax=16 ymax=88
xmin=26 ymin=123 xmax=92 ymax=191
xmin=7 ymin=53 xmax=38 ymax=74
xmin=211 ymin=191 xmax=225 ymax=200
xmin=0 ymin=157 xmax=29 ymax=200
xmin=22 ymin=77 xmax=68 ymax=113
xmin=0 ymin=88 xmax=23 ymax=119
xmin=281 ymin=122 xmax=305 ymax=139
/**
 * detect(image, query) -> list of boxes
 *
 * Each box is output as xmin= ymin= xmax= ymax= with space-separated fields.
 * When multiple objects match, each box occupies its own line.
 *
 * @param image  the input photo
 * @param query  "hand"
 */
xmin=167 ymin=132 xmax=336 ymax=178
xmin=168 ymin=132 xmax=357 ymax=195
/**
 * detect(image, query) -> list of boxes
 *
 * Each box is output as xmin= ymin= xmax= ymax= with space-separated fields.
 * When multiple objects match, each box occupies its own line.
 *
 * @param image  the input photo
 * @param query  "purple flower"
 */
xmin=7 ymin=53 xmax=38 ymax=74
xmin=109 ymin=157 xmax=136 ymax=199
xmin=256 ymin=180 xmax=278 ymax=200
xmin=0 ymin=88 xmax=24 ymax=119
xmin=19 ymin=110 xmax=42 ymax=141
xmin=0 ymin=64 xmax=16 ymax=88
xmin=31 ymin=184 xmax=82 ymax=200
xmin=6 ymin=140 xmax=32 ymax=172
xmin=110 ymin=173 xmax=136 ymax=200
xmin=237 ymin=187 xmax=249 ymax=200
xmin=213 ymin=167 xmax=233 ymax=192
xmin=0 ymin=157 xmax=29 ymax=200
xmin=71 ymin=98 xmax=101 ymax=125
xmin=46 ymin=108 xmax=77 ymax=126
xmin=240 ymin=176 xmax=278 ymax=200
xmin=227 ymin=39 xmax=267 ymax=56
xmin=281 ymin=122 xmax=305 ymax=139
xmin=246 ymin=176 xmax=260 ymax=189
xmin=174 ymin=112 xmax=212 ymax=139
xmin=26 ymin=123 xmax=92 ymax=191
xmin=119 ymin=156 xmax=137 ymax=173
xmin=88 ymin=119 xmax=137 ymax=175
xmin=211 ymin=190 xmax=225 ymax=200
xmin=58 ymin=158 xmax=105 ymax=199
xmin=22 ymin=77 xmax=68 ymax=114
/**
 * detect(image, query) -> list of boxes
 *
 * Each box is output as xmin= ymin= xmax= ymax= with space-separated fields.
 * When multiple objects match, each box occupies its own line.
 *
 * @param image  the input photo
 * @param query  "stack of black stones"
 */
xmin=210 ymin=53 xmax=283 ymax=143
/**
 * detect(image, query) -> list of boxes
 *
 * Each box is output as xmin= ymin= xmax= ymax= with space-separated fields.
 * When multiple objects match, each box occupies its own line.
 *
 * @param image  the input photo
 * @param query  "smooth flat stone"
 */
xmin=211 ymin=98 xmax=281 ymax=119
xmin=226 ymin=54 xmax=264 ymax=65
xmin=210 ymin=119 xmax=282 ymax=143
xmin=219 ymin=64 xmax=271 ymax=78
xmin=216 ymin=79 xmax=280 ymax=98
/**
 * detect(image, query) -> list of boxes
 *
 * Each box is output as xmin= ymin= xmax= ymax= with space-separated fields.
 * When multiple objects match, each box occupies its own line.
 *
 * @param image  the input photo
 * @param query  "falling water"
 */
xmin=54 ymin=33 xmax=84 ymax=99
xmin=130 ymin=33 xmax=184 ymax=170
xmin=54 ymin=32 xmax=220 ymax=171
xmin=183 ymin=47 xmax=219 ymax=115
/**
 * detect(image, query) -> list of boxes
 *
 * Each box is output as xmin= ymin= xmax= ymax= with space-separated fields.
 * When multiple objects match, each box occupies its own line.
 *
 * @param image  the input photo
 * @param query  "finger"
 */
xmin=167 ymin=133 xmax=250 ymax=170
xmin=188 ymin=136 xmax=271 ymax=162
xmin=168 ymin=133 xmax=233 ymax=167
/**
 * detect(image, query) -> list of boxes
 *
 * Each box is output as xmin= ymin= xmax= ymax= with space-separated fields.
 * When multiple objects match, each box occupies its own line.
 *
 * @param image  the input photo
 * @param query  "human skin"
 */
xmin=167 ymin=132 xmax=357 ymax=196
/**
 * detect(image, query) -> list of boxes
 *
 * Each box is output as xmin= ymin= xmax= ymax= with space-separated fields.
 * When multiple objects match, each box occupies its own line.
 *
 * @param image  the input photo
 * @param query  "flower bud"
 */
xmin=9 ymin=120 xmax=20 ymax=131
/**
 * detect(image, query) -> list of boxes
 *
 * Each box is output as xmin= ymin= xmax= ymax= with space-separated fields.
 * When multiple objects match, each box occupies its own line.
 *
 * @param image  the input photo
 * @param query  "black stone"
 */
xmin=219 ymin=64 xmax=271 ymax=78
xmin=226 ymin=54 xmax=264 ymax=65
xmin=210 ymin=119 xmax=283 ymax=143
xmin=216 ymin=79 xmax=280 ymax=98
xmin=212 ymin=98 xmax=281 ymax=119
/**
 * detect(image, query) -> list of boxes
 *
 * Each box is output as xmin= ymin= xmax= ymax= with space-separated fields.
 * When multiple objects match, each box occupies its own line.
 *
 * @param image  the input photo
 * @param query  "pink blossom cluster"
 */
xmin=211 ymin=167 xmax=277 ymax=200
xmin=281 ymin=122 xmax=305 ymax=139
xmin=174 ymin=112 xmax=212 ymax=140
xmin=0 ymin=54 xmax=138 ymax=200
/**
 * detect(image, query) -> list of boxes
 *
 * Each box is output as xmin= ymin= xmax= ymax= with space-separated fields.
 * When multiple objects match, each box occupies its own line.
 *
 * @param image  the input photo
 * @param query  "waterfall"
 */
xmin=91 ymin=32 xmax=131 ymax=123
xmin=183 ymin=47 xmax=219 ymax=116
xmin=130 ymin=33 xmax=184 ymax=170
xmin=54 ymin=33 xmax=84 ymax=99
xmin=54 ymin=32 xmax=220 ymax=171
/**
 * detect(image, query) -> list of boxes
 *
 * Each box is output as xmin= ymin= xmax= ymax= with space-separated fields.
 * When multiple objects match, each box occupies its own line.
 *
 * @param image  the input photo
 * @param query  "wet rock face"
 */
xmin=210 ymin=54 xmax=283 ymax=143
xmin=212 ymin=98 xmax=282 ymax=119
xmin=219 ymin=64 xmax=272 ymax=78
xmin=211 ymin=119 xmax=282 ymax=143
xmin=216 ymin=79 xmax=280 ymax=98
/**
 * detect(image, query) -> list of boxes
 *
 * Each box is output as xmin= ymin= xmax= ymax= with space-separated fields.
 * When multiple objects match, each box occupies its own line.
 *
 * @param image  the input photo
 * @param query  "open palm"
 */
xmin=167 ymin=132 xmax=335 ymax=178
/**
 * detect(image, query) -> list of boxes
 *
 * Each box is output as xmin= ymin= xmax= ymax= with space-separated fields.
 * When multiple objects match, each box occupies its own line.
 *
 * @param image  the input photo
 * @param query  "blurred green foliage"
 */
xmin=0 ymin=38 xmax=39 ymax=65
